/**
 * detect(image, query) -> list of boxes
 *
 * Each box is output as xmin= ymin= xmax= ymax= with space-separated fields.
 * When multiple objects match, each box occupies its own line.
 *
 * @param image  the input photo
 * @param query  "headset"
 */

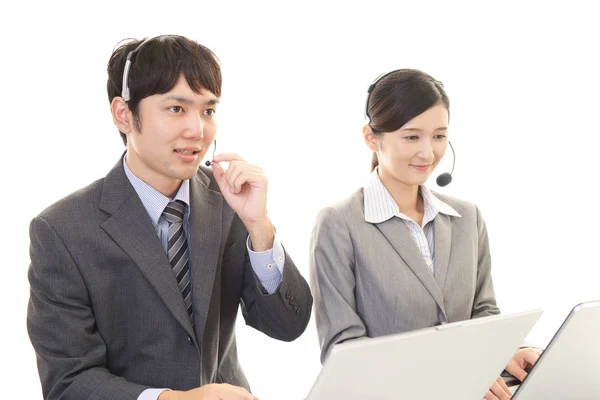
xmin=121 ymin=37 xmax=151 ymax=102
xmin=120 ymin=35 xmax=184 ymax=102
xmin=119 ymin=35 xmax=218 ymax=166
xmin=365 ymin=70 xmax=455 ymax=186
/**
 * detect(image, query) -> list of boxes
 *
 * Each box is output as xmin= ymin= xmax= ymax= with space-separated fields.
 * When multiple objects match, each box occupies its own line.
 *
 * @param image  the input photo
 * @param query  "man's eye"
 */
xmin=169 ymin=106 xmax=183 ymax=113
xmin=204 ymin=109 xmax=216 ymax=116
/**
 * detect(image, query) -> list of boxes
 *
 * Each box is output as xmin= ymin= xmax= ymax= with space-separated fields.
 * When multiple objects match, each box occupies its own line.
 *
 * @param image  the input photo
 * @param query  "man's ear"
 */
xmin=111 ymin=97 xmax=134 ymax=134
xmin=363 ymin=124 xmax=379 ymax=152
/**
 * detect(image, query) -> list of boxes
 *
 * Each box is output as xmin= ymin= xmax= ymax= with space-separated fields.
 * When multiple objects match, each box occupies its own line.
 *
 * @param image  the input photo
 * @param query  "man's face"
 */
xmin=124 ymin=75 xmax=219 ymax=197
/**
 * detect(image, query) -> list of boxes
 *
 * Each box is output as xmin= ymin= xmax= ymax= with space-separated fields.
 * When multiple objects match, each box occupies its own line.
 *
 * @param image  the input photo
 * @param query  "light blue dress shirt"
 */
xmin=122 ymin=158 xmax=284 ymax=400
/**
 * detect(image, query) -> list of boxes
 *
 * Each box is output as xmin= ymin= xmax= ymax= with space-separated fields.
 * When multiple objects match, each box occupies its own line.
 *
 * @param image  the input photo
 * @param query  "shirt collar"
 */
xmin=123 ymin=154 xmax=190 ymax=227
xmin=420 ymin=184 xmax=461 ymax=219
xmin=363 ymin=167 xmax=461 ymax=224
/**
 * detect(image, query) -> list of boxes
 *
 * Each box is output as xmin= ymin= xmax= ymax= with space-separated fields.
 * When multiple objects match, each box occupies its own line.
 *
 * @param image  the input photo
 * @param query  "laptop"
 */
xmin=511 ymin=300 xmax=600 ymax=400
xmin=304 ymin=309 xmax=543 ymax=400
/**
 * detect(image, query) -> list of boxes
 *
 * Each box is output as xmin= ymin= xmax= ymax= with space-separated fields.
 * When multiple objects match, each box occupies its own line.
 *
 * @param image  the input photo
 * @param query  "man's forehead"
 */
xmin=160 ymin=80 xmax=219 ymax=103
xmin=163 ymin=75 xmax=220 ymax=102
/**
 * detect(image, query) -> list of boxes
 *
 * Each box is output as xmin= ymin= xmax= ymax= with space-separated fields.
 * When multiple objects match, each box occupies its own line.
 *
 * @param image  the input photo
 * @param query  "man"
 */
xmin=27 ymin=35 xmax=312 ymax=400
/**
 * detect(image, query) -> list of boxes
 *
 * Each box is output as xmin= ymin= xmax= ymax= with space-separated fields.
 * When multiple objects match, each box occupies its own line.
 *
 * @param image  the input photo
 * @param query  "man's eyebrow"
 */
xmin=162 ymin=96 xmax=220 ymax=105
xmin=163 ymin=95 xmax=193 ymax=104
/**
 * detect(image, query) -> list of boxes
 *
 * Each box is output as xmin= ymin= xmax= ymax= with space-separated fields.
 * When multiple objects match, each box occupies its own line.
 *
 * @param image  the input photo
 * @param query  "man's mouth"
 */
xmin=175 ymin=149 xmax=200 ymax=155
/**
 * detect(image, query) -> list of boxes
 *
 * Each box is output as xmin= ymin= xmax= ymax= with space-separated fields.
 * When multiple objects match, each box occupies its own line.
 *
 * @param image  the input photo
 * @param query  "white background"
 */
xmin=1 ymin=1 xmax=599 ymax=398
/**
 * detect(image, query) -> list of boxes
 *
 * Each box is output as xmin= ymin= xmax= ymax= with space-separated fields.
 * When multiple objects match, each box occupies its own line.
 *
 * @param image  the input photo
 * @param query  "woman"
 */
xmin=309 ymin=69 xmax=540 ymax=400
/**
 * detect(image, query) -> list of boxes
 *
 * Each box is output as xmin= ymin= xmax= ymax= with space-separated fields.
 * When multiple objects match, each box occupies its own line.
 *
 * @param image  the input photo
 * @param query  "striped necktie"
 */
xmin=163 ymin=200 xmax=193 ymax=323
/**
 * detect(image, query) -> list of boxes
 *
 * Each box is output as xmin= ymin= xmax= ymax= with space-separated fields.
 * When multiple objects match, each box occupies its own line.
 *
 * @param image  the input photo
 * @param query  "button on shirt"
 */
xmin=363 ymin=167 xmax=461 ymax=274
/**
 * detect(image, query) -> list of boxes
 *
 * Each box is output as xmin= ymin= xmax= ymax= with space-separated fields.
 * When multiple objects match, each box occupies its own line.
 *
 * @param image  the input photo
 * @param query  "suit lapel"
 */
xmin=188 ymin=173 xmax=226 ymax=342
xmin=99 ymin=159 xmax=194 ymax=337
xmin=433 ymin=213 xmax=452 ymax=291
xmin=375 ymin=218 xmax=447 ymax=318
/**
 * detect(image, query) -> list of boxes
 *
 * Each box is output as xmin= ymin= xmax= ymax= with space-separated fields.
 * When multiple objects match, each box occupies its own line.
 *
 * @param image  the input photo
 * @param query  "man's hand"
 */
xmin=506 ymin=347 xmax=542 ymax=382
xmin=211 ymin=154 xmax=274 ymax=251
xmin=484 ymin=376 xmax=513 ymax=400
xmin=159 ymin=383 xmax=259 ymax=400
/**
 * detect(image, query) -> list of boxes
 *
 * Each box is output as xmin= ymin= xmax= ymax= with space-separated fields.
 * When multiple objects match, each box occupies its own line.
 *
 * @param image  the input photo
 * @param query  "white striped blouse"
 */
xmin=363 ymin=168 xmax=461 ymax=273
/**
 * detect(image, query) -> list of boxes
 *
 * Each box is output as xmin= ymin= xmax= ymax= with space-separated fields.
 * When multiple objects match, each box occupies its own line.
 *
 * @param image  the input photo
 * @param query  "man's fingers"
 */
xmin=220 ymin=162 xmax=265 ymax=194
xmin=211 ymin=162 xmax=230 ymax=192
xmin=213 ymin=153 xmax=245 ymax=163
xmin=213 ymin=383 xmax=257 ymax=400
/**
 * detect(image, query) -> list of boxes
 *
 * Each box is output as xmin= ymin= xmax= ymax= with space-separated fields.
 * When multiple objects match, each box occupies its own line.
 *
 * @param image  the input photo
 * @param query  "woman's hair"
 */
xmin=366 ymin=69 xmax=449 ymax=171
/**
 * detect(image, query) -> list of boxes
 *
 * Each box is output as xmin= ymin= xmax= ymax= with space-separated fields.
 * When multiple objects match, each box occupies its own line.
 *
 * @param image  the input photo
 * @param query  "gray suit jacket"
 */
xmin=309 ymin=188 xmax=499 ymax=363
xmin=27 ymin=159 xmax=312 ymax=399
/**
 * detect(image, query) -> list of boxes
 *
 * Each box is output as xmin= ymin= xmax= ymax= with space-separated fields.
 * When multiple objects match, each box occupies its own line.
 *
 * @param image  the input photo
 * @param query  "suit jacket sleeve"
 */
xmin=309 ymin=207 xmax=368 ymax=364
xmin=471 ymin=206 xmax=501 ymax=319
xmin=27 ymin=216 xmax=149 ymax=400
xmin=238 ymin=223 xmax=312 ymax=342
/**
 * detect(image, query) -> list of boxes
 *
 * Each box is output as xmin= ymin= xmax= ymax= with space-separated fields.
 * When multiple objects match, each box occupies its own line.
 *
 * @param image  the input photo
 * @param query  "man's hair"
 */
xmin=106 ymin=35 xmax=222 ymax=145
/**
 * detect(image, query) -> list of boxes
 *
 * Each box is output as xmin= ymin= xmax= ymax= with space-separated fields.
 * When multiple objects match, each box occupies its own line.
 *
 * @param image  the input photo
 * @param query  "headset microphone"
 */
xmin=205 ymin=139 xmax=217 ymax=166
xmin=436 ymin=141 xmax=455 ymax=187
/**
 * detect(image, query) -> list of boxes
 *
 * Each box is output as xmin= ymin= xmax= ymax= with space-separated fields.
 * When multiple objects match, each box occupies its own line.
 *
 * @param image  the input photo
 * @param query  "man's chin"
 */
xmin=172 ymin=165 xmax=202 ymax=181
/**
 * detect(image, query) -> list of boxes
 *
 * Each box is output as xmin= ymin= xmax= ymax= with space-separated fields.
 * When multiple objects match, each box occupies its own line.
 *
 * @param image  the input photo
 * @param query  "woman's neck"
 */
xmin=378 ymin=169 xmax=423 ymax=216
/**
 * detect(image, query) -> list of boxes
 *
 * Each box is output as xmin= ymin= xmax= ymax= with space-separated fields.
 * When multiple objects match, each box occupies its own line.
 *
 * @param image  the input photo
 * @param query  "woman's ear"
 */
xmin=111 ymin=97 xmax=134 ymax=135
xmin=363 ymin=124 xmax=379 ymax=152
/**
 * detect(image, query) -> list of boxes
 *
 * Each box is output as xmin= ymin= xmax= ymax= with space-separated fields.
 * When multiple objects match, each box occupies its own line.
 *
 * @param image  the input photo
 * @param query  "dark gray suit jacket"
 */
xmin=309 ymin=188 xmax=499 ymax=363
xmin=27 ymin=159 xmax=312 ymax=399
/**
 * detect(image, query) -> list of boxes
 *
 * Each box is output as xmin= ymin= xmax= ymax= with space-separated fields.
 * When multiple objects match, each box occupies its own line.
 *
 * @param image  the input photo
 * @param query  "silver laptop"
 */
xmin=305 ymin=310 xmax=543 ymax=400
xmin=511 ymin=300 xmax=600 ymax=400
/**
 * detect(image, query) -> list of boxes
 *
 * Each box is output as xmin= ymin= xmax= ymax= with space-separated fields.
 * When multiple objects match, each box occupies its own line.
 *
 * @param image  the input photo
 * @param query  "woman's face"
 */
xmin=366 ymin=103 xmax=449 ymax=187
